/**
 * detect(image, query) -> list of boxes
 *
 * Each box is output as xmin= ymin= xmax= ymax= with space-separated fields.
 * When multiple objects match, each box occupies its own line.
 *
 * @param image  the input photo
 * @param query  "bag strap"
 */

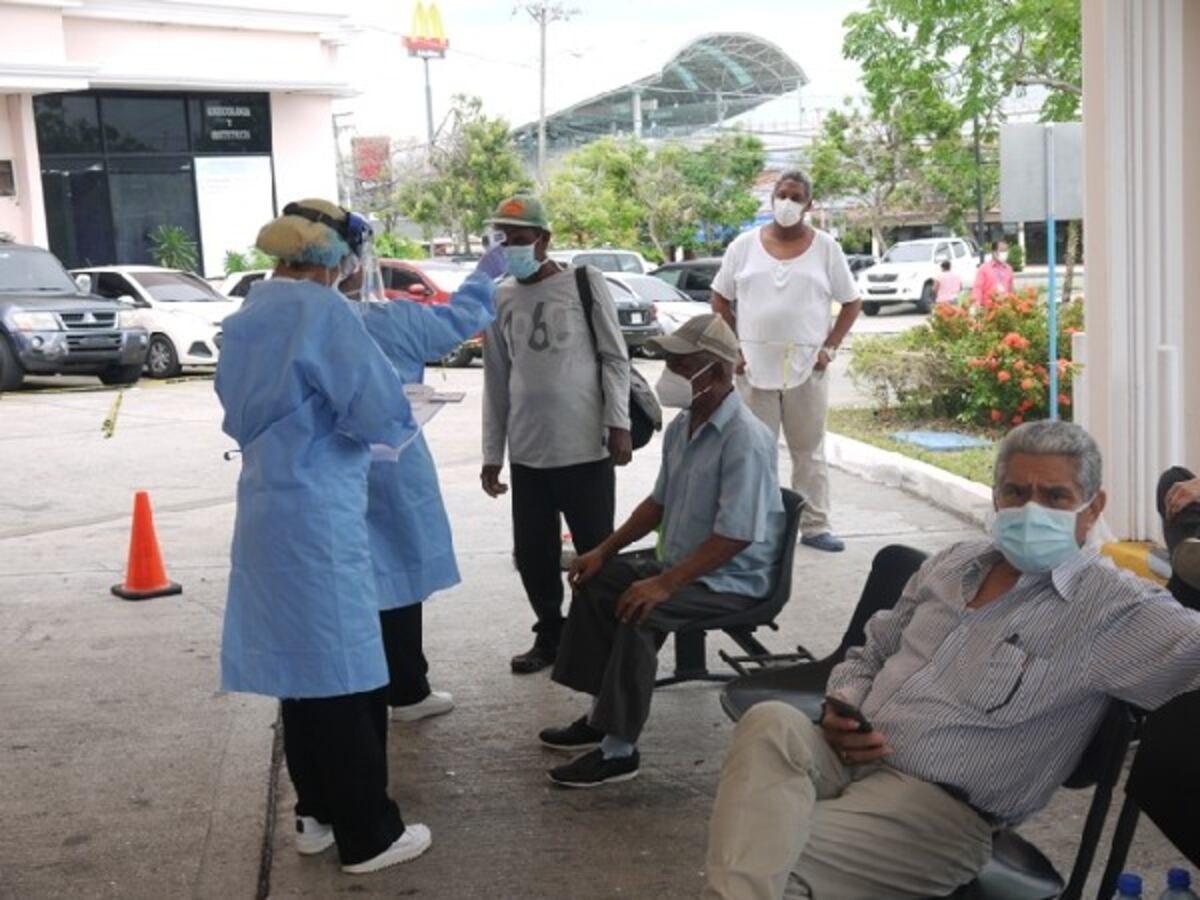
xmin=575 ymin=265 xmax=600 ymax=357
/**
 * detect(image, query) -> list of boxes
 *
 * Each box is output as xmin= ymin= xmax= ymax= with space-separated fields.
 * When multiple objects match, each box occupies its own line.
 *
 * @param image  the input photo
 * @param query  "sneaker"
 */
xmin=341 ymin=824 xmax=432 ymax=875
xmin=1173 ymin=538 xmax=1200 ymax=589
xmin=539 ymin=715 xmax=604 ymax=752
xmin=295 ymin=816 xmax=334 ymax=856
xmin=801 ymin=532 xmax=845 ymax=553
xmin=511 ymin=642 xmax=557 ymax=675
xmin=548 ymin=747 xmax=639 ymax=788
xmin=391 ymin=690 xmax=454 ymax=723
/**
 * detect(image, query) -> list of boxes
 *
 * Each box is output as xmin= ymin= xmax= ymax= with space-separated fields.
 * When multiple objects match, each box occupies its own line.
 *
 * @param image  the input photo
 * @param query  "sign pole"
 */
xmin=1044 ymin=124 xmax=1059 ymax=421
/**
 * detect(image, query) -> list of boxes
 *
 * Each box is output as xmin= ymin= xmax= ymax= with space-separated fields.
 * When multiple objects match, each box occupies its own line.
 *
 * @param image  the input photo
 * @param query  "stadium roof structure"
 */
xmin=512 ymin=32 xmax=807 ymax=151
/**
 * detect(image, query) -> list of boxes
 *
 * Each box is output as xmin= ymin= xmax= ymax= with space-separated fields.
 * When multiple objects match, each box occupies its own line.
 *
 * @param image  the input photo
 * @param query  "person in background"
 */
xmin=972 ymin=240 xmax=1015 ymax=306
xmin=481 ymin=194 xmax=633 ymax=675
xmin=711 ymin=170 xmax=861 ymax=554
xmin=343 ymin=243 xmax=504 ymax=721
xmin=934 ymin=258 xmax=962 ymax=305
xmin=1157 ymin=465 xmax=1200 ymax=611
xmin=216 ymin=199 xmax=429 ymax=876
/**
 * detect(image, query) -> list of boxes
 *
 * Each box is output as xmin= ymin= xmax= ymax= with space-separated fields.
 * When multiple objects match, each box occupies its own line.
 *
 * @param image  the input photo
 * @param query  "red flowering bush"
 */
xmin=850 ymin=289 xmax=1085 ymax=427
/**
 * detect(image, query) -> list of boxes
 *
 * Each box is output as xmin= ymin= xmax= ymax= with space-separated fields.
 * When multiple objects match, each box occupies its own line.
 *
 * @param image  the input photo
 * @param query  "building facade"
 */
xmin=0 ymin=0 xmax=356 ymax=275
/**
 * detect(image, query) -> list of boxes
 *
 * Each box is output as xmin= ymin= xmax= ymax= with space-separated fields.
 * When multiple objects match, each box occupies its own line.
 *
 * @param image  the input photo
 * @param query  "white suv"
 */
xmin=857 ymin=237 xmax=978 ymax=315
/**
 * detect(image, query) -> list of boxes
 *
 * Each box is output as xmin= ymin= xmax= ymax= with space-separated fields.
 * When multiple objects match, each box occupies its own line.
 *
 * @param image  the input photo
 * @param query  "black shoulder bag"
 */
xmin=574 ymin=265 xmax=662 ymax=450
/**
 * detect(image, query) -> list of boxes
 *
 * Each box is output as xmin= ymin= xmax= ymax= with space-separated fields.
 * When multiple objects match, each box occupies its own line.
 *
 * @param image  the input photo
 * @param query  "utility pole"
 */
xmin=973 ymin=115 xmax=986 ymax=262
xmin=518 ymin=2 xmax=577 ymax=183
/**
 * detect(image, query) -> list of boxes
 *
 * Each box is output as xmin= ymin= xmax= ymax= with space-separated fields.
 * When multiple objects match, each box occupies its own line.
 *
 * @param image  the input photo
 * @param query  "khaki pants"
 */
xmin=739 ymin=373 xmax=832 ymax=537
xmin=702 ymin=703 xmax=993 ymax=900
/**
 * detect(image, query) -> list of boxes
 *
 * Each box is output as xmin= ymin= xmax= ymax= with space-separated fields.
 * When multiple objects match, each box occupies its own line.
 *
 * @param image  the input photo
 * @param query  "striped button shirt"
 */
xmin=827 ymin=540 xmax=1200 ymax=825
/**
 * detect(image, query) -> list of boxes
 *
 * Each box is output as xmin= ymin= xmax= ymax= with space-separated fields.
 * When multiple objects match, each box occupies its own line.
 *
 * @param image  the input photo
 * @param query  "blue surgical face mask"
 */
xmin=503 ymin=244 xmax=541 ymax=280
xmin=991 ymin=499 xmax=1093 ymax=574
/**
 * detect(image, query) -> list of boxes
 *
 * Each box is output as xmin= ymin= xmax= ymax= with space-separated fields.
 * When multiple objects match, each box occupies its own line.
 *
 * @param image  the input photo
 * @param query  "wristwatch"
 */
xmin=821 ymin=344 xmax=838 ymax=361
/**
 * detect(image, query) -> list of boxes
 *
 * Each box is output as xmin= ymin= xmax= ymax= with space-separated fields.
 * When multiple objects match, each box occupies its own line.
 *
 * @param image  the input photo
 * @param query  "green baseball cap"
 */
xmin=488 ymin=194 xmax=550 ymax=230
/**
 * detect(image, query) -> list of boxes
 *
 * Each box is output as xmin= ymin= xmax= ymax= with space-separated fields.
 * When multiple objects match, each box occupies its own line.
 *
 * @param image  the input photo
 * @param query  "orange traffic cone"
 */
xmin=111 ymin=491 xmax=182 ymax=601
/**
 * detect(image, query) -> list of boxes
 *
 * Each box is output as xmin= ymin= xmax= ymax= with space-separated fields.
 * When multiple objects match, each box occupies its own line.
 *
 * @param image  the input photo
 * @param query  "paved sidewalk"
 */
xmin=0 ymin=370 xmax=1187 ymax=899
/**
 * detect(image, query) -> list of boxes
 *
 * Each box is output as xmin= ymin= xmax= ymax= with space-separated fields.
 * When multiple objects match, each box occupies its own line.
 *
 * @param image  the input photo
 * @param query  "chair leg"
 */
xmin=655 ymin=631 xmax=736 ymax=687
xmin=1095 ymin=797 xmax=1140 ymax=900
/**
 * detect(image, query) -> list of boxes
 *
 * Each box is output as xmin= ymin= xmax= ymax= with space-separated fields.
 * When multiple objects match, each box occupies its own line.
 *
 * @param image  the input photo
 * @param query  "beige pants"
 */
xmin=702 ymin=703 xmax=994 ymax=900
xmin=738 ymin=373 xmax=832 ymax=537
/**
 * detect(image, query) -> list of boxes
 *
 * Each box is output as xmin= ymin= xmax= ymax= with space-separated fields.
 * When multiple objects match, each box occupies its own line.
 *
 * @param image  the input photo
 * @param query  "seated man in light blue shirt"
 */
xmin=541 ymin=314 xmax=786 ymax=788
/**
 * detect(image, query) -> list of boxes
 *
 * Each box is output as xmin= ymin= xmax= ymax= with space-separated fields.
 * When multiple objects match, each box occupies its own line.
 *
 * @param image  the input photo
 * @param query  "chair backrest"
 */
xmin=754 ymin=488 xmax=805 ymax=620
xmin=831 ymin=544 xmax=928 ymax=664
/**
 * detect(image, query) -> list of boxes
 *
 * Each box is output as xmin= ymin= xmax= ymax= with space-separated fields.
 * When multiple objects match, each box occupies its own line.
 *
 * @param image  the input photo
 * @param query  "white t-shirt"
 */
xmin=712 ymin=227 xmax=858 ymax=390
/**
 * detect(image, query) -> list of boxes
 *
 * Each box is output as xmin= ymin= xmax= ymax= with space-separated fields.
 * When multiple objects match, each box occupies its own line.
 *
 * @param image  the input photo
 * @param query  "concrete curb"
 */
xmin=825 ymin=431 xmax=993 ymax=528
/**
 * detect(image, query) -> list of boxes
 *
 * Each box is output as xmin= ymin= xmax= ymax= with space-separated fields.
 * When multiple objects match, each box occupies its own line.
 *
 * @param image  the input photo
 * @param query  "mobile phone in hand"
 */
xmin=824 ymin=695 xmax=873 ymax=733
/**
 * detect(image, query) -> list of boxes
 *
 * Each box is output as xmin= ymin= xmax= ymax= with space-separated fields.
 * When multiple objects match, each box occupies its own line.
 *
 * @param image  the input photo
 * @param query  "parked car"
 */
xmin=855 ymin=237 xmax=978 ymax=315
xmin=648 ymin=258 xmax=722 ymax=304
xmin=73 ymin=265 xmax=239 ymax=378
xmin=599 ymin=274 xmax=661 ymax=353
xmin=215 ymin=269 xmax=271 ymax=299
xmin=378 ymin=259 xmax=483 ymax=367
xmin=603 ymin=273 xmax=699 ymax=359
xmin=549 ymin=248 xmax=650 ymax=275
xmin=845 ymin=253 xmax=878 ymax=276
xmin=0 ymin=240 xmax=148 ymax=391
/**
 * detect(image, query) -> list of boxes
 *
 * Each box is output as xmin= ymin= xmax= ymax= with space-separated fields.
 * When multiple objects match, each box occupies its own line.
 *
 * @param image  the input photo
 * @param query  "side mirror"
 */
xmin=75 ymin=273 xmax=93 ymax=294
xmin=117 ymin=294 xmax=138 ymax=306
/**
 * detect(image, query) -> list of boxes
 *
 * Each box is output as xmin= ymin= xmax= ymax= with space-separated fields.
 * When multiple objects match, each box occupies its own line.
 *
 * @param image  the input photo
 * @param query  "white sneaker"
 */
xmin=295 ymin=816 xmax=335 ymax=855
xmin=391 ymin=690 xmax=454 ymax=723
xmin=341 ymin=824 xmax=432 ymax=874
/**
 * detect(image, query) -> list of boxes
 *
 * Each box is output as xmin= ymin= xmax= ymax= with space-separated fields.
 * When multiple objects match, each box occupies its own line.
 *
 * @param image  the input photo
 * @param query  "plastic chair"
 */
xmin=949 ymin=701 xmax=1137 ymax=900
xmin=654 ymin=488 xmax=805 ymax=687
xmin=718 ymin=544 xmax=929 ymax=721
xmin=1096 ymin=689 xmax=1200 ymax=897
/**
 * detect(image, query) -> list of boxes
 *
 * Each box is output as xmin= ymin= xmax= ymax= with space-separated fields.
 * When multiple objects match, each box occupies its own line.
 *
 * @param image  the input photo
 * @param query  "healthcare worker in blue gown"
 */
xmin=344 ymin=244 xmax=504 ymax=723
xmin=215 ymin=199 xmax=431 ymax=876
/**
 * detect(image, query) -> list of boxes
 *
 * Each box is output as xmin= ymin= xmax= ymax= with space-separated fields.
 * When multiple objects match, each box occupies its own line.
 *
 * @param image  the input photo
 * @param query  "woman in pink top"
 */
xmin=934 ymin=259 xmax=962 ymax=304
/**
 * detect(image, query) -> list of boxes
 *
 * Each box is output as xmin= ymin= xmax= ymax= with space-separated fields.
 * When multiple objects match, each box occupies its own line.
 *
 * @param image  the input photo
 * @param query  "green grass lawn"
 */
xmin=827 ymin=407 xmax=998 ymax=485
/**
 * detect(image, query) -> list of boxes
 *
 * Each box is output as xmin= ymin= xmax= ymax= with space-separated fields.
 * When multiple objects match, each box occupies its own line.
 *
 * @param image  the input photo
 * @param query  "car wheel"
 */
xmin=440 ymin=343 xmax=475 ymax=368
xmin=862 ymin=301 xmax=881 ymax=317
xmin=99 ymin=363 xmax=143 ymax=386
xmin=0 ymin=335 xmax=25 ymax=392
xmin=915 ymin=282 xmax=935 ymax=314
xmin=146 ymin=334 xmax=180 ymax=378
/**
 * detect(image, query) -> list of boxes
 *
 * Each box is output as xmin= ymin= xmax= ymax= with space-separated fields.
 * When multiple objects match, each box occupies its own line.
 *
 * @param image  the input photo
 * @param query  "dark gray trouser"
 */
xmin=551 ymin=555 xmax=759 ymax=743
xmin=1157 ymin=465 xmax=1200 ymax=611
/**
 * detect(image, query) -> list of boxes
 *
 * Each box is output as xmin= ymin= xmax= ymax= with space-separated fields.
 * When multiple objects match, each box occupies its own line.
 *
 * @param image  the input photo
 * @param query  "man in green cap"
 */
xmin=481 ymin=193 xmax=633 ymax=674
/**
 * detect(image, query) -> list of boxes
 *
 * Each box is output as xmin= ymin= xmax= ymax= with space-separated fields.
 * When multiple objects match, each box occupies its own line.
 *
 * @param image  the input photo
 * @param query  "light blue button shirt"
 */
xmin=651 ymin=390 xmax=785 ymax=597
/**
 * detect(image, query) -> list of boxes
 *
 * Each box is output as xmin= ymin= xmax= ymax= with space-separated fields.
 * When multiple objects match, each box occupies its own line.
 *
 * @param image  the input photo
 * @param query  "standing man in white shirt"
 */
xmin=710 ymin=171 xmax=862 ymax=552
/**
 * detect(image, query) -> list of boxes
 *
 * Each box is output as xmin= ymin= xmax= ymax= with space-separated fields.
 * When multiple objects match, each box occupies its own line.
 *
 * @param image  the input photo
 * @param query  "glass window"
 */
xmin=615 ymin=253 xmax=642 ymax=273
xmin=100 ymin=96 xmax=189 ymax=153
xmin=883 ymin=243 xmax=933 ymax=263
xmin=652 ymin=267 xmax=683 ymax=287
xmin=94 ymin=272 xmax=141 ymax=302
xmin=0 ymin=247 xmax=77 ymax=293
xmin=40 ymin=157 xmax=115 ymax=268
xmin=108 ymin=156 xmax=199 ymax=265
xmin=230 ymin=272 xmax=265 ymax=297
xmin=576 ymin=253 xmax=620 ymax=271
xmin=685 ymin=268 xmax=715 ymax=291
xmin=34 ymin=95 xmax=103 ymax=155
xmin=189 ymin=96 xmax=271 ymax=153
xmin=384 ymin=267 xmax=424 ymax=292
xmin=136 ymin=270 xmax=226 ymax=302
xmin=952 ymin=241 xmax=967 ymax=258
xmin=933 ymin=242 xmax=952 ymax=262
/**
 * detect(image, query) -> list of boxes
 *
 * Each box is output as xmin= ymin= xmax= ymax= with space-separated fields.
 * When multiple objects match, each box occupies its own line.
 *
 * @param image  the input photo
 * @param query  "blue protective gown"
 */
xmin=216 ymin=278 xmax=417 ymax=699
xmin=357 ymin=271 xmax=496 ymax=609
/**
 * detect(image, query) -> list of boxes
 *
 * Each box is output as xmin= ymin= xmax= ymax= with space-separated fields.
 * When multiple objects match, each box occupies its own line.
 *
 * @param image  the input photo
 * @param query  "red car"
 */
xmin=378 ymin=259 xmax=483 ymax=367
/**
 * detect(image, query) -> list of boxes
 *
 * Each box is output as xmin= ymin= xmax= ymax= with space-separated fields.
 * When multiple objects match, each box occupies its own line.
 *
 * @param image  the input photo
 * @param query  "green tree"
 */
xmin=543 ymin=137 xmax=648 ymax=249
xmin=397 ymin=96 xmax=532 ymax=251
xmin=679 ymin=133 xmax=766 ymax=253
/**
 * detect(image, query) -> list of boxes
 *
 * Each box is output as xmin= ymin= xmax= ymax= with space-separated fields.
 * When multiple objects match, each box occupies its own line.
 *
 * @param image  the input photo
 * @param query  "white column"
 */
xmin=1082 ymin=0 xmax=1187 ymax=539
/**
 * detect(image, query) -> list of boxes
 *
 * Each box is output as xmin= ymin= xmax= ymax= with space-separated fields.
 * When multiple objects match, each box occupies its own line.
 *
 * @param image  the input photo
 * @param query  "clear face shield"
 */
xmin=355 ymin=237 xmax=388 ymax=303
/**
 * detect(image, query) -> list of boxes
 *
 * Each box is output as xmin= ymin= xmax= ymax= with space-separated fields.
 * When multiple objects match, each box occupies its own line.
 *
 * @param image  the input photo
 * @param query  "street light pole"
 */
xmin=974 ymin=115 xmax=986 ymax=262
xmin=423 ymin=56 xmax=435 ymax=147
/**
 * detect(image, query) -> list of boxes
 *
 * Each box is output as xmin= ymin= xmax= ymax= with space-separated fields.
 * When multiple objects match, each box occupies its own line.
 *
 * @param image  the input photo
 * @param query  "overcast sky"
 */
xmin=338 ymin=0 xmax=869 ymax=144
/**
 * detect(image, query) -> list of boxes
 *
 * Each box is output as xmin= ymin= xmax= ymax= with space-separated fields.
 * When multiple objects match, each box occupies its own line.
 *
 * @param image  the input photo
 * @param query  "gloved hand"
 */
xmin=475 ymin=243 xmax=506 ymax=280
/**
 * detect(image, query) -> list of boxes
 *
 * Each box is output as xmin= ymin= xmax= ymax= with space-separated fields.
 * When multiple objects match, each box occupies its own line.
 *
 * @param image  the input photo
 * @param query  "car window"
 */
xmin=385 ymin=267 xmax=424 ymax=293
xmin=137 ymin=271 xmax=226 ymax=302
xmin=95 ymin=272 xmax=139 ymax=301
xmin=0 ymin=249 xmax=78 ymax=293
xmin=577 ymin=253 xmax=620 ymax=272
xmin=615 ymin=253 xmax=642 ymax=273
xmin=933 ymin=243 xmax=952 ymax=263
xmin=230 ymin=273 xmax=265 ymax=297
xmin=684 ymin=269 xmax=715 ymax=291
xmin=652 ymin=268 xmax=683 ymax=287
xmin=952 ymin=241 xmax=967 ymax=258
xmin=882 ymin=244 xmax=933 ymax=263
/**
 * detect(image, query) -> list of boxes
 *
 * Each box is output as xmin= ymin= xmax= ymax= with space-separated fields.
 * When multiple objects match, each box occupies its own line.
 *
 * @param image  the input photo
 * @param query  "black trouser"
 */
xmin=380 ymin=605 xmax=431 ymax=707
xmin=1156 ymin=465 xmax=1200 ymax=611
xmin=552 ymin=556 xmax=758 ymax=743
xmin=511 ymin=459 xmax=615 ymax=647
xmin=280 ymin=686 xmax=404 ymax=866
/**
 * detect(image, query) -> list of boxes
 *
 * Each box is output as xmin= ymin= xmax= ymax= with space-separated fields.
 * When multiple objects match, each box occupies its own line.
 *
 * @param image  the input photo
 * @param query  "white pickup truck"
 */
xmin=856 ymin=237 xmax=978 ymax=315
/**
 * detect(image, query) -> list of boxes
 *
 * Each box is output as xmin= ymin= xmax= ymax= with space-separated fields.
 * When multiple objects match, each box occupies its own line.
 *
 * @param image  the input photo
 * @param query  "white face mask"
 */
xmin=996 ymin=251 xmax=1010 ymax=264
xmin=773 ymin=198 xmax=805 ymax=229
xmin=654 ymin=363 xmax=714 ymax=409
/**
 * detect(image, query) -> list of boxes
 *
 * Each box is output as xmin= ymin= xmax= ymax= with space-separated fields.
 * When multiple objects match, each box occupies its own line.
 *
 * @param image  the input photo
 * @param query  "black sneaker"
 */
xmin=548 ymin=748 xmax=639 ymax=788
xmin=511 ymin=642 xmax=557 ymax=675
xmin=539 ymin=715 xmax=604 ymax=752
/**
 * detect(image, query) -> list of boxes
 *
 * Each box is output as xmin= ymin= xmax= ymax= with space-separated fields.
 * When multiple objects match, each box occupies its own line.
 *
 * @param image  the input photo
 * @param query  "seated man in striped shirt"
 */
xmin=702 ymin=420 xmax=1200 ymax=900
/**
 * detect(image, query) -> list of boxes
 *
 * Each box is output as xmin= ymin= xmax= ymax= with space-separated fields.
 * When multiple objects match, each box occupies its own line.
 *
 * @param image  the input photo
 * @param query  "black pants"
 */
xmin=552 ymin=556 xmax=758 ymax=743
xmin=280 ymin=686 xmax=404 ymax=866
xmin=1156 ymin=465 xmax=1200 ymax=611
xmin=380 ymin=605 xmax=431 ymax=707
xmin=511 ymin=459 xmax=615 ymax=647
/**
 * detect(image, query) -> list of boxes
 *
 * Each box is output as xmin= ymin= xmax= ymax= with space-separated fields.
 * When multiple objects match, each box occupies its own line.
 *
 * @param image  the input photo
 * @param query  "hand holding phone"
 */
xmin=824 ymin=695 xmax=873 ymax=734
